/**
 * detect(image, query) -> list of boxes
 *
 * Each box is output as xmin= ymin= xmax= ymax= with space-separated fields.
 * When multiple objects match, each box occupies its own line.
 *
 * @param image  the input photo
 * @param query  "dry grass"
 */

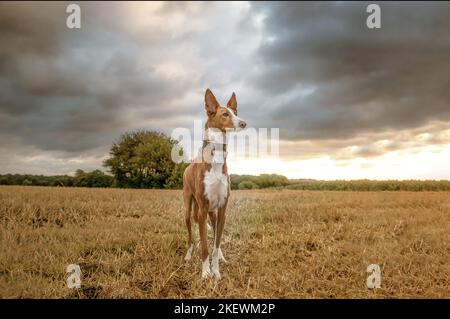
xmin=0 ymin=185 xmax=449 ymax=298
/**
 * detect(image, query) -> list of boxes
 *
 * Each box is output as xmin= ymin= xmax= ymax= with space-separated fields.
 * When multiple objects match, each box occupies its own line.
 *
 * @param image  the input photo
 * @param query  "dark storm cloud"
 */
xmin=0 ymin=3 xmax=63 ymax=70
xmin=1 ymin=1 xmax=450 ymax=175
xmin=0 ymin=2 xmax=198 ymax=155
xmin=247 ymin=2 xmax=450 ymax=141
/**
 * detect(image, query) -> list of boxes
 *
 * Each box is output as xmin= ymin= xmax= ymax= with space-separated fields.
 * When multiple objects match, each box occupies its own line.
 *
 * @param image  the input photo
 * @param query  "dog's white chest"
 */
xmin=204 ymin=164 xmax=228 ymax=211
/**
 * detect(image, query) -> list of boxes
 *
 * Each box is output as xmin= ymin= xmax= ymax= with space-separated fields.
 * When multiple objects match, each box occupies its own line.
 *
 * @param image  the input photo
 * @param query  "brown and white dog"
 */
xmin=183 ymin=88 xmax=246 ymax=279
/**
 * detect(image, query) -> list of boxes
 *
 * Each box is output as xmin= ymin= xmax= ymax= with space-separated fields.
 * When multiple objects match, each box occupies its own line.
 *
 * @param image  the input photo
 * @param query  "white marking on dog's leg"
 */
xmin=184 ymin=244 xmax=193 ymax=262
xmin=201 ymin=257 xmax=211 ymax=278
xmin=218 ymin=247 xmax=227 ymax=263
xmin=211 ymin=248 xmax=221 ymax=280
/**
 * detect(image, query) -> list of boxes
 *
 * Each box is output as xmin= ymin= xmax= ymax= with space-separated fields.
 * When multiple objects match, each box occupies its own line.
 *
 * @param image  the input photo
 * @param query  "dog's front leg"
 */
xmin=198 ymin=210 xmax=211 ymax=278
xmin=211 ymin=206 xmax=227 ymax=279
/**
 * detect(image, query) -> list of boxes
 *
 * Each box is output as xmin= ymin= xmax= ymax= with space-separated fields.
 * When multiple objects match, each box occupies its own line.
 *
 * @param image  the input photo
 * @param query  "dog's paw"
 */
xmin=211 ymin=260 xmax=221 ymax=280
xmin=211 ymin=248 xmax=222 ymax=280
xmin=212 ymin=268 xmax=221 ymax=280
xmin=184 ymin=245 xmax=193 ymax=262
xmin=218 ymin=248 xmax=227 ymax=263
xmin=201 ymin=259 xmax=212 ymax=278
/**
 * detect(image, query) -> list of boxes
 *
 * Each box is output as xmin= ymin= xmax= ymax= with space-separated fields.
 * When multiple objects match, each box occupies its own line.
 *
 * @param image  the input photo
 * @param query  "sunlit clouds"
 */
xmin=0 ymin=2 xmax=449 ymax=179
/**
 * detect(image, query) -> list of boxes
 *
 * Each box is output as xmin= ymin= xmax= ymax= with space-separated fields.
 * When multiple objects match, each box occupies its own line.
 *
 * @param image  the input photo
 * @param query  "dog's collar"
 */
xmin=202 ymin=140 xmax=227 ymax=152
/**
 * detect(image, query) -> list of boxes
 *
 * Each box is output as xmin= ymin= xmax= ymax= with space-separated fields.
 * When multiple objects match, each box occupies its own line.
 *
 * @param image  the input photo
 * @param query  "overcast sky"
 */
xmin=1 ymin=1 xmax=450 ymax=179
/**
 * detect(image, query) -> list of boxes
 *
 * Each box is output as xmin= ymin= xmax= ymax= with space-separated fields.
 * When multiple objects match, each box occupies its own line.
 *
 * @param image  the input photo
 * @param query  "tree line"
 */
xmin=1 ymin=130 xmax=449 ymax=191
xmin=0 ymin=170 xmax=113 ymax=188
xmin=284 ymin=179 xmax=450 ymax=192
xmin=2 ymin=172 xmax=449 ymax=191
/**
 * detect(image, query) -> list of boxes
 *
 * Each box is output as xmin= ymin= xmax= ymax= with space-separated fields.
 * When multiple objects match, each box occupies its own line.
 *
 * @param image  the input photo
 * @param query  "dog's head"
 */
xmin=204 ymin=88 xmax=246 ymax=132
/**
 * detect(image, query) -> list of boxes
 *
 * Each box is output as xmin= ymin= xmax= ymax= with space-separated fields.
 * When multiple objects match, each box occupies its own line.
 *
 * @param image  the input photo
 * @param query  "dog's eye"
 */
xmin=222 ymin=113 xmax=229 ymax=117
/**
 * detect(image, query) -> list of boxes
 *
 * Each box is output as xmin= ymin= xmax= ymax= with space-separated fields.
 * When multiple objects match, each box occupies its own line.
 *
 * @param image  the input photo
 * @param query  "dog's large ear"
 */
xmin=227 ymin=92 xmax=237 ymax=114
xmin=205 ymin=88 xmax=219 ymax=117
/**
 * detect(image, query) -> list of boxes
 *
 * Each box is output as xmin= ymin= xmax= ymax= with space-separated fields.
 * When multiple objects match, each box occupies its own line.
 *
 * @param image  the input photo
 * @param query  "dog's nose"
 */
xmin=239 ymin=121 xmax=247 ymax=129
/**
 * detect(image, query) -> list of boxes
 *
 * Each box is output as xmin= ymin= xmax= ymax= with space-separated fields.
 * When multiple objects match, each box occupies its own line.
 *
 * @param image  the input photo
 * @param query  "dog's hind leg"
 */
xmin=192 ymin=199 xmax=199 ymax=224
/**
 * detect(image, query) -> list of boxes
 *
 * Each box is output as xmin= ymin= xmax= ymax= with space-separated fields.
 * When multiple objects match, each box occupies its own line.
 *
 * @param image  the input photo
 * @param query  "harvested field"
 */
xmin=0 ymin=186 xmax=448 ymax=298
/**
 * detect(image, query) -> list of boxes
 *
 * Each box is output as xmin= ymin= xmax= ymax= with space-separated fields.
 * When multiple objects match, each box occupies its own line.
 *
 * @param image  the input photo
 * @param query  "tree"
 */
xmin=75 ymin=169 xmax=85 ymax=178
xmin=74 ymin=170 xmax=113 ymax=188
xmin=164 ymin=162 xmax=189 ymax=189
xmin=22 ymin=179 xmax=33 ymax=186
xmin=103 ymin=130 xmax=181 ymax=188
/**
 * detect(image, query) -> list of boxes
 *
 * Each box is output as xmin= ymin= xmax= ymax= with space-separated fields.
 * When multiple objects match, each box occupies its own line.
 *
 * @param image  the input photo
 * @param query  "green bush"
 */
xmin=237 ymin=181 xmax=259 ymax=190
xmin=230 ymin=174 xmax=289 ymax=190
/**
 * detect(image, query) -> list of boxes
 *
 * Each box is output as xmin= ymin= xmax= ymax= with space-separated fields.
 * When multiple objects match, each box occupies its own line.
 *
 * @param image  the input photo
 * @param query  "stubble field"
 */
xmin=0 ymin=186 xmax=448 ymax=298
